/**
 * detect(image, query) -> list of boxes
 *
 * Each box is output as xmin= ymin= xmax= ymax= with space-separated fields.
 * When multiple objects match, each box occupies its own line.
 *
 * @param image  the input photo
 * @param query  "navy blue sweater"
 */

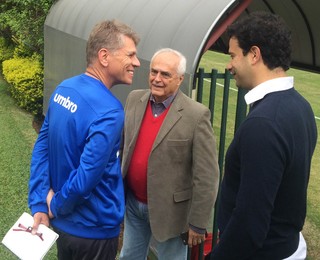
xmin=211 ymin=88 xmax=317 ymax=259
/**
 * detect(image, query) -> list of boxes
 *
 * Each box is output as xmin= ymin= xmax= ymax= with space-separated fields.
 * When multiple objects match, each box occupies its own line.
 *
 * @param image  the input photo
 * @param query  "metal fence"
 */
xmin=189 ymin=68 xmax=247 ymax=259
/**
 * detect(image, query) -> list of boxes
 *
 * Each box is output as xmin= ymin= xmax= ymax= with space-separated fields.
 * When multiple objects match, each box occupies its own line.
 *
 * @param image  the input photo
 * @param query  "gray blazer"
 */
xmin=122 ymin=89 xmax=219 ymax=242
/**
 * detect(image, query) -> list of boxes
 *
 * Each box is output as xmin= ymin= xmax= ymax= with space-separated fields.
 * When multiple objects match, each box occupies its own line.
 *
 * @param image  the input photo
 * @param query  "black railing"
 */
xmin=193 ymin=68 xmax=247 ymax=259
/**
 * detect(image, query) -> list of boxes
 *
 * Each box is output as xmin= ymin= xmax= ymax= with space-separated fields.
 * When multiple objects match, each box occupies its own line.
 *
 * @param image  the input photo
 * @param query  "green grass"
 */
xmin=0 ymin=51 xmax=319 ymax=259
xmin=0 ymin=77 xmax=57 ymax=259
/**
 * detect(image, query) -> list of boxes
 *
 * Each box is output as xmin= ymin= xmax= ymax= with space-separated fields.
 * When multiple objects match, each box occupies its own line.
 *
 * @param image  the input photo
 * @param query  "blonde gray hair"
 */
xmin=86 ymin=19 xmax=140 ymax=66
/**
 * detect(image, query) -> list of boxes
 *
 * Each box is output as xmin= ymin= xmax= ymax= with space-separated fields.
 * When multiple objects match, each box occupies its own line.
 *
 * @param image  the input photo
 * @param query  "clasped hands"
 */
xmin=31 ymin=188 xmax=55 ymax=234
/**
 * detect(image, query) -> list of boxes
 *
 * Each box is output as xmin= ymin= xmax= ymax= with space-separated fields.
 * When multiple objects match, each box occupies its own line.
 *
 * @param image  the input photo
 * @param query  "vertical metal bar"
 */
xmin=208 ymin=69 xmax=218 ymax=124
xmin=197 ymin=68 xmax=204 ymax=103
xmin=198 ymin=243 xmax=204 ymax=259
xmin=189 ymin=68 xmax=213 ymax=260
xmin=188 ymin=69 xmax=236 ymax=259
xmin=218 ymin=69 xmax=230 ymax=190
xmin=234 ymin=88 xmax=248 ymax=134
xmin=212 ymin=69 xmax=231 ymax=249
xmin=187 ymin=247 xmax=192 ymax=260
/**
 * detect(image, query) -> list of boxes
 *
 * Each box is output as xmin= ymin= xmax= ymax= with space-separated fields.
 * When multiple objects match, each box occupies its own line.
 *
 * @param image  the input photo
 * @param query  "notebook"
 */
xmin=2 ymin=212 xmax=59 ymax=260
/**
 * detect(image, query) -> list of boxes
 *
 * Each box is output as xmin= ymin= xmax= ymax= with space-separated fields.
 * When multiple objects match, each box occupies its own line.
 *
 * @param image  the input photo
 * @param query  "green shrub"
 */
xmin=0 ymin=37 xmax=14 ymax=63
xmin=2 ymin=56 xmax=43 ymax=116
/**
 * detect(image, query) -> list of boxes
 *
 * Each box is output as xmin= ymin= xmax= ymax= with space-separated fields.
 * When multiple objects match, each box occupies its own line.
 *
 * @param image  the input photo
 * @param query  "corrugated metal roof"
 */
xmin=43 ymin=0 xmax=319 ymax=110
xmin=43 ymin=0 xmax=239 ymax=109
xmin=45 ymin=0 xmax=238 ymax=81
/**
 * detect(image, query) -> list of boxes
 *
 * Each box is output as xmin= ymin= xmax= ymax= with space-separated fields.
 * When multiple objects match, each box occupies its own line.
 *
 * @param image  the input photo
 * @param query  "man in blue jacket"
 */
xmin=206 ymin=12 xmax=317 ymax=259
xmin=28 ymin=20 xmax=140 ymax=260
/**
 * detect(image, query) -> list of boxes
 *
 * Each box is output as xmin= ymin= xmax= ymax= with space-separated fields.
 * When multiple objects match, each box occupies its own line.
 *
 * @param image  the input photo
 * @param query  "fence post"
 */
xmin=208 ymin=69 xmax=218 ymax=124
xmin=187 ymin=68 xmax=249 ymax=260
xmin=211 ymin=69 xmax=231 ymax=250
xmin=197 ymin=68 xmax=205 ymax=103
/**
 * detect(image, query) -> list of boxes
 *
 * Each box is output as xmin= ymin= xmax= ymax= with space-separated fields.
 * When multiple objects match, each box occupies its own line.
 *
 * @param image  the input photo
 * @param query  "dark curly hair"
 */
xmin=227 ymin=11 xmax=292 ymax=71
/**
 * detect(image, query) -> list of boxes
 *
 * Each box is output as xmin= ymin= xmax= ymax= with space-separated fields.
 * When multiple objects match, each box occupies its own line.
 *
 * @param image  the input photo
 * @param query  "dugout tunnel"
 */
xmin=43 ymin=0 xmax=320 ymax=113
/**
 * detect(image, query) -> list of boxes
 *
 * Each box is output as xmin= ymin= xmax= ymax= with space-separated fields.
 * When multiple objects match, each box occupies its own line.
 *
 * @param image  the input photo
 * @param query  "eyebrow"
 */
xmin=125 ymin=50 xmax=137 ymax=55
xmin=150 ymin=68 xmax=173 ymax=78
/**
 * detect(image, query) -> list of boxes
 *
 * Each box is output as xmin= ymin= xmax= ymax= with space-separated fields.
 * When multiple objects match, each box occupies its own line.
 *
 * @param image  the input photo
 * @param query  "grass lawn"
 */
xmin=0 ymin=77 xmax=57 ymax=259
xmin=0 ymin=51 xmax=319 ymax=259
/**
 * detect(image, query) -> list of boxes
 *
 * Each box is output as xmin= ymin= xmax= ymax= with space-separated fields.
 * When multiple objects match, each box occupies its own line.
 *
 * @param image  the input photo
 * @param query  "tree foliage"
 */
xmin=0 ymin=0 xmax=56 ymax=58
xmin=0 ymin=0 xmax=57 ymax=118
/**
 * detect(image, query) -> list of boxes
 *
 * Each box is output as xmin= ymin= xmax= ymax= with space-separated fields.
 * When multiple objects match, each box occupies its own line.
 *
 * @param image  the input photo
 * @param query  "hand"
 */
xmin=32 ymin=212 xmax=49 ymax=235
xmin=187 ymin=228 xmax=206 ymax=248
xmin=46 ymin=189 xmax=55 ymax=219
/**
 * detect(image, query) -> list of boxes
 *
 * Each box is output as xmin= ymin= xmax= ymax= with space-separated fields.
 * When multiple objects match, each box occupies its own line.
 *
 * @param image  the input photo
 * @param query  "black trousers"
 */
xmin=54 ymin=228 xmax=119 ymax=260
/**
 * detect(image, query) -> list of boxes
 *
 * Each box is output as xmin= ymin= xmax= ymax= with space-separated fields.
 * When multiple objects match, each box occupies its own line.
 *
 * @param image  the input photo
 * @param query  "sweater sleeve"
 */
xmin=211 ymin=117 xmax=286 ymax=259
xmin=28 ymin=115 xmax=51 ymax=215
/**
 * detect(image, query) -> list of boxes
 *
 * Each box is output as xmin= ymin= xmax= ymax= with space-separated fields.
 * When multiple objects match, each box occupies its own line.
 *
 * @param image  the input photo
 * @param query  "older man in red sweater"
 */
xmin=120 ymin=48 xmax=220 ymax=260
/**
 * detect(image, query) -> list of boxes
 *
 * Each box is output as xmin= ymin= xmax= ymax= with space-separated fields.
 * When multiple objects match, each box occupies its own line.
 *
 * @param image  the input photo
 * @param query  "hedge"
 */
xmin=2 ymin=56 xmax=43 ymax=116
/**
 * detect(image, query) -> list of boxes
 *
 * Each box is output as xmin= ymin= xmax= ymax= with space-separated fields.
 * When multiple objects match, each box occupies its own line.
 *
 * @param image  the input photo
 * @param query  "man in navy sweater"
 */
xmin=206 ymin=12 xmax=317 ymax=259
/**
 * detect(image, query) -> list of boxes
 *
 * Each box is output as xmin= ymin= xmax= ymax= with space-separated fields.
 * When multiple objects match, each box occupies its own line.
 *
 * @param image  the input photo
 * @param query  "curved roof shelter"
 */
xmin=44 ymin=0 xmax=320 ymax=111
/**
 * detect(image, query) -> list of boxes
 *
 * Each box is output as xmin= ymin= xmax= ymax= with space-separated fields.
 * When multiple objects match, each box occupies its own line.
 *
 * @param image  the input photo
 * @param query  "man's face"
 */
xmin=226 ymin=37 xmax=253 ymax=90
xmin=107 ymin=35 xmax=140 ymax=86
xmin=149 ymin=52 xmax=184 ymax=103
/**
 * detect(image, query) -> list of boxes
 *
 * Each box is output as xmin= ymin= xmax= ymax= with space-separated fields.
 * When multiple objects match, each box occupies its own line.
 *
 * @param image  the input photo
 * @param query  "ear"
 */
xmin=250 ymin=46 xmax=261 ymax=64
xmin=98 ymin=48 xmax=109 ymax=67
xmin=177 ymin=75 xmax=184 ymax=86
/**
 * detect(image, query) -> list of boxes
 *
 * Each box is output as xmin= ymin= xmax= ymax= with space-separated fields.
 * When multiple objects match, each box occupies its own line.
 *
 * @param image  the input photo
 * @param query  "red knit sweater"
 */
xmin=127 ymin=102 xmax=169 ymax=203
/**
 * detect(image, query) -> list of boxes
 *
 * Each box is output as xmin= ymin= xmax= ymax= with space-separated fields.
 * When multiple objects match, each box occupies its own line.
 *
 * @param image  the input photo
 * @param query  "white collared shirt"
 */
xmin=244 ymin=77 xmax=294 ymax=106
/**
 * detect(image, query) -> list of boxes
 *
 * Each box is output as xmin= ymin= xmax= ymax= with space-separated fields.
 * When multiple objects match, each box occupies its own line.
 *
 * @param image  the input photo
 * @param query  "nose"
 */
xmin=133 ymin=56 xmax=140 ymax=67
xmin=226 ymin=63 xmax=235 ymax=75
xmin=154 ymin=72 xmax=162 ymax=81
xmin=226 ymin=61 xmax=232 ymax=71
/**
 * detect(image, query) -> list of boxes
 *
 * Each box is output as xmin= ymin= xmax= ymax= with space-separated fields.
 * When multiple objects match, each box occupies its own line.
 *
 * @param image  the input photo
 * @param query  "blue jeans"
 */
xmin=119 ymin=191 xmax=187 ymax=260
